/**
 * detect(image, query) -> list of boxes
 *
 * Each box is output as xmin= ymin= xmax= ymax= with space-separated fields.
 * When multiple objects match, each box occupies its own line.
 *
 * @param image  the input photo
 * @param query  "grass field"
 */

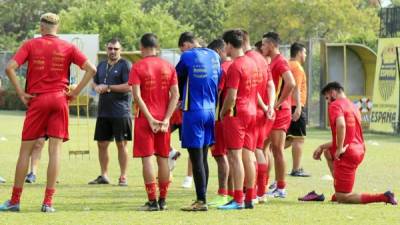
xmin=0 ymin=110 xmax=399 ymax=225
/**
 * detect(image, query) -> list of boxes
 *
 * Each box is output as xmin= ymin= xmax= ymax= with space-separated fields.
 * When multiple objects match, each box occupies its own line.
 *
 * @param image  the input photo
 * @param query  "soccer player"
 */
xmin=129 ymin=33 xmax=179 ymax=211
xmin=313 ymin=82 xmax=397 ymax=205
xmin=285 ymin=42 xmax=310 ymax=177
xmin=218 ymin=29 xmax=259 ymax=210
xmin=242 ymin=30 xmax=276 ymax=203
xmin=177 ymin=32 xmax=221 ymax=211
xmin=261 ymin=32 xmax=295 ymax=198
xmin=89 ymin=38 xmax=131 ymax=186
xmin=1 ymin=12 xmax=96 ymax=212
xmin=207 ymin=38 xmax=233 ymax=207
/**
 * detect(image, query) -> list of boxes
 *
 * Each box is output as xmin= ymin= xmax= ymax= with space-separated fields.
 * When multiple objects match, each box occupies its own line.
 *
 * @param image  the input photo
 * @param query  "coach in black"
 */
xmin=89 ymin=38 xmax=132 ymax=186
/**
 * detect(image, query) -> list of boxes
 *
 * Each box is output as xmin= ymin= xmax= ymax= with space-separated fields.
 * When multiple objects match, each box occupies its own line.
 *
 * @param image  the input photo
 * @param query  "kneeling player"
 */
xmin=313 ymin=82 xmax=397 ymax=205
xmin=129 ymin=33 xmax=179 ymax=211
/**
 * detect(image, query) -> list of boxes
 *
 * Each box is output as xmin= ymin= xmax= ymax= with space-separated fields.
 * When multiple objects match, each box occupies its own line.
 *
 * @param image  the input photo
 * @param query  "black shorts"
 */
xmin=287 ymin=107 xmax=306 ymax=138
xmin=94 ymin=117 xmax=132 ymax=141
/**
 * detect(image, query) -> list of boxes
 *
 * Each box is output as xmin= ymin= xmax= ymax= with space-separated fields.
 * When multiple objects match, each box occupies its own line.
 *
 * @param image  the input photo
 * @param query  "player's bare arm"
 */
xmin=104 ymin=83 xmax=131 ymax=93
xmin=220 ymin=88 xmax=237 ymax=120
xmin=335 ymin=116 xmax=347 ymax=160
xmin=161 ymin=84 xmax=179 ymax=132
xmin=257 ymin=93 xmax=268 ymax=116
xmin=132 ymin=84 xmax=161 ymax=133
xmin=292 ymin=83 xmax=301 ymax=122
xmin=68 ymin=61 xmax=97 ymax=100
xmin=266 ymin=79 xmax=276 ymax=119
xmin=275 ymin=71 xmax=295 ymax=109
xmin=5 ymin=60 xmax=35 ymax=106
xmin=313 ymin=142 xmax=332 ymax=160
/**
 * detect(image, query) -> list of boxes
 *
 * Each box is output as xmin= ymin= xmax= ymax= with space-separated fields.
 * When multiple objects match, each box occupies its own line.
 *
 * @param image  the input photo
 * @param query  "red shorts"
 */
xmin=272 ymin=108 xmax=291 ymax=132
xmin=223 ymin=114 xmax=256 ymax=151
xmin=211 ymin=121 xmax=226 ymax=157
xmin=22 ymin=91 xmax=69 ymax=141
xmin=133 ymin=117 xmax=170 ymax=158
xmin=332 ymin=147 xmax=365 ymax=193
xmin=255 ymin=116 xmax=274 ymax=149
xmin=170 ymin=108 xmax=182 ymax=125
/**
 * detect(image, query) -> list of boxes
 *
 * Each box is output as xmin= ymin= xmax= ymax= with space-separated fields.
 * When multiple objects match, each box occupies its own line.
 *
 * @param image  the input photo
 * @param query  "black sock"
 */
xmin=188 ymin=148 xmax=207 ymax=202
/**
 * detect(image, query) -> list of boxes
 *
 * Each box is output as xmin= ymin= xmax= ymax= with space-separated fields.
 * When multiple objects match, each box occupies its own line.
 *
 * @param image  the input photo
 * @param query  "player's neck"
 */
xmin=42 ymin=31 xmax=57 ymax=37
xmin=243 ymin=44 xmax=252 ymax=52
xmin=108 ymin=57 xmax=120 ymax=65
xmin=270 ymin=49 xmax=280 ymax=59
xmin=337 ymin=93 xmax=346 ymax=99
xmin=231 ymin=48 xmax=244 ymax=59
xmin=141 ymin=49 xmax=157 ymax=58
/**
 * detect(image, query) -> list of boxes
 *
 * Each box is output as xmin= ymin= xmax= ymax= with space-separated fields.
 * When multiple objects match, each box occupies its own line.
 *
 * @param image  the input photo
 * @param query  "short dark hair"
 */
xmin=254 ymin=40 xmax=262 ymax=51
xmin=321 ymin=82 xmax=344 ymax=95
xmin=290 ymin=42 xmax=305 ymax=58
xmin=222 ymin=29 xmax=244 ymax=48
xmin=263 ymin=32 xmax=280 ymax=45
xmin=140 ymin=33 xmax=158 ymax=48
xmin=207 ymin=39 xmax=225 ymax=52
xmin=178 ymin=32 xmax=195 ymax=47
xmin=107 ymin=37 xmax=121 ymax=45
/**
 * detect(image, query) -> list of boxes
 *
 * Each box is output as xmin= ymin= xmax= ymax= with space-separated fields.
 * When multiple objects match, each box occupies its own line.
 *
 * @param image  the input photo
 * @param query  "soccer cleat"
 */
xmin=208 ymin=195 xmax=229 ymax=207
xmin=298 ymin=191 xmax=325 ymax=202
xmin=0 ymin=176 xmax=6 ymax=183
xmin=0 ymin=200 xmax=20 ymax=212
xmin=25 ymin=172 xmax=36 ymax=183
xmin=88 ymin=175 xmax=109 ymax=185
xmin=217 ymin=200 xmax=244 ymax=210
xmin=41 ymin=204 xmax=55 ymax=213
xmin=181 ymin=176 xmax=193 ymax=189
xmin=384 ymin=191 xmax=398 ymax=205
xmin=252 ymin=198 xmax=259 ymax=205
xmin=267 ymin=181 xmax=277 ymax=196
xmin=290 ymin=168 xmax=311 ymax=177
xmin=138 ymin=200 xmax=159 ymax=211
xmin=257 ymin=195 xmax=267 ymax=204
xmin=270 ymin=188 xmax=286 ymax=198
xmin=245 ymin=201 xmax=254 ymax=209
xmin=118 ymin=176 xmax=128 ymax=186
xmin=168 ymin=148 xmax=181 ymax=171
xmin=181 ymin=200 xmax=208 ymax=211
xmin=158 ymin=198 xmax=167 ymax=211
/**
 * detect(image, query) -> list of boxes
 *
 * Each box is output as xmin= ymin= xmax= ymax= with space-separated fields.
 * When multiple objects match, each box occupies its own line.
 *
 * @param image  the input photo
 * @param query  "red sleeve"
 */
xmin=219 ymin=69 xmax=226 ymax=90
xmin=12 ymin=41 xmax=30 ymax=66
xmin=170 ymin=66 xmax=178 ymax=86
xmin=128 ymin=64 xmax=141 ymax=85
xmin=266 ymin=65 xmax=273 ymax=81
xmin=71 ymin=45 xmax=88 ymax=68
xmin=328 ymin=103 xmax=343 ymax=125
xmin=225 ymin=64 xmax=240 ymax=90
xmin=276 ymin=59 xmax=290 ymax=78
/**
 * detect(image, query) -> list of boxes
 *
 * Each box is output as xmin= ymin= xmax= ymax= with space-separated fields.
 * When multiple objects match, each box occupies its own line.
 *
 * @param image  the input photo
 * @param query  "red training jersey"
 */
xmin=224 ymin=55 xmax=258 ymax=117
xmin=128 ymin=56 xmax=178 ymax=120
xmin=12 ymin=35 xmax=87 ymax=94
xmin=270 ymin=54 xmax=291 ymax=109
xmin=328 ymin=98 xmax=365 ymax=155
xmin=216 ymin=60 xmax=233 ymax=120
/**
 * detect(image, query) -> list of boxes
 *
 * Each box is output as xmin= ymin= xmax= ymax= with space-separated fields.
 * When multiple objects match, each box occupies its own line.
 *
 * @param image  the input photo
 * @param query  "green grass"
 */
xmin=0 ymin=110 xmax=399 ymax=225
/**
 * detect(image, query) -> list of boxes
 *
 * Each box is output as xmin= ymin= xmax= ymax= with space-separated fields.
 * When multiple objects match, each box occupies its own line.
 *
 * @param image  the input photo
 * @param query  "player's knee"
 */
xmin=335 ymin=193 xmax=350 ymax=203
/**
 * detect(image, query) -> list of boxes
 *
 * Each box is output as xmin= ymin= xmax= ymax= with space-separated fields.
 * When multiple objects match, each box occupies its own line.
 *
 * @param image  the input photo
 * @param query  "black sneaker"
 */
xmin=138 ymin=200 xmax=159 ymax=211
xmin=158 ymin=198 xmax=167 ymax=211
xmin=244 ymin=201 xmax=254 ymax=209
xmin=290 ymin=168 xmax=311 ymax=177
xmin=88 ymin=176 xmax=110 ymax=185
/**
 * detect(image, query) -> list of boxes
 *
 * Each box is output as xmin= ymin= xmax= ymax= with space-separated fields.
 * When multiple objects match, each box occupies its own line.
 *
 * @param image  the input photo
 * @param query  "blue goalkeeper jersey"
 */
xmin=176 ymin=48 xmax=221 ymax=112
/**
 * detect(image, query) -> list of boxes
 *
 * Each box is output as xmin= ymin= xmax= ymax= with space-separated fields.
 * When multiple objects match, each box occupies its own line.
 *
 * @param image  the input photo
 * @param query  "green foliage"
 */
xmin=59 ymin=0 xmax=189 ymax=50
xmin=141 ymin=0 xmax=227 ymax=42
xmin=225 ymin=0 xmax=380 ymax=48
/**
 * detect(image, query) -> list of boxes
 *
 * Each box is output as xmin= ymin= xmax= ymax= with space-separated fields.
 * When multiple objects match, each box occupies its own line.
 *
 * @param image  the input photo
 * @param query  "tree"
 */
xmin=224 ymin=0 xmax=380 ymax=47
xmin=141 ymin=0 xmax=227 ymax=42
xmin=58 ymin=0 xmax=189 ymax=50
xmin=0 ymin=0 xmax=76 ymax=51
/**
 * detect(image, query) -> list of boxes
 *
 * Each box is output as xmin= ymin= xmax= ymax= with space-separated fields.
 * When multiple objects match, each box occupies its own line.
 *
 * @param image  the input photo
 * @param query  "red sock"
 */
xmin=331 ymin=194 xmax=337 ymax=202
xmin=361 ymin=193 xmax=388 ymax=204
xmin=234 ymin=190 xmax=243 ymax=204
xmin=158 ymin=181 xmax=170 ymax=199
xmin=43 ymin=188 xmax=55 ymax=206
xmin=145 ymin=183 xmax=157 ymax=201
xmin=245 ymin=188 xmax=254 ymax=203
xmin=277 ymin=180 xmax=286 ymax=189
xmin=10 ymin=187 xmax=23 ymax=205
xmin=218 ymin=188 xmax=228 ymax=196
xmin=228 ymin=189 xmax=234 ymax=197
xmin=257 ymin=164 xmax=267 ymax=197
